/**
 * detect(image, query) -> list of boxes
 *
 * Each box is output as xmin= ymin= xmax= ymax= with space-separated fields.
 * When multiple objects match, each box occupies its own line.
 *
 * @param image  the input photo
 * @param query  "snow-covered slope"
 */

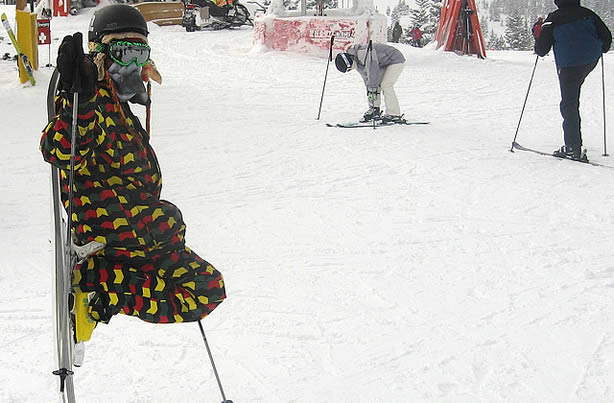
xmin=1 ymin=4 xmax=614 ymax=402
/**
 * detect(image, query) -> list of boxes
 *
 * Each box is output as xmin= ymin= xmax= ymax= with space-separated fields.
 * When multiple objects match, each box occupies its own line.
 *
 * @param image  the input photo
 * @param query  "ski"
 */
xmin=48 ymin=67 xmax=77 ymax=403
xmin=326 ymin=120 xmax=430 ymax=128
xmin=511 ymin=142 xmax=614 ymax=169
xmin=48 ymin=67 xmax=105 ymax=402
xmin=1 ymin=13 xmax=36 ymax=86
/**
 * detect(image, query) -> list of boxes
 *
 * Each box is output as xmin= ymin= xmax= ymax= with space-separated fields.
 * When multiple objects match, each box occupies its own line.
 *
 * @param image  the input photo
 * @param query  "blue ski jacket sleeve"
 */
xmin=535 ymin=5 xmax=611 ymax=68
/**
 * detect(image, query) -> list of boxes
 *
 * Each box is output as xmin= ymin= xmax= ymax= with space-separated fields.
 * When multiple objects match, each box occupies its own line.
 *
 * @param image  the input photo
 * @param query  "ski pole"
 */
xmin=198 ymin=320 xmax=233 ymax=403
xmin=316 ymin=33 xmax=335 ymax=120
xmin=56 ymin=34 xmax=84 ymax=403
xmin=65 ymin=34 xmax=85 ymax=267
xmin=510 ymin=55 xmax=539 ymax=152
xmin=601 ymin=55 xmax=608 ymax=156
xmin=66 ymin=97 xmax=79 ymax=257
xmin=366 ymin=40 xmax=376 ymax=130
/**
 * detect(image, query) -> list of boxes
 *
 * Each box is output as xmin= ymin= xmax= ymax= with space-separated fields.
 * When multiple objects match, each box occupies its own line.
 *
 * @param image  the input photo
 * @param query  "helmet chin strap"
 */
xmin=146 ymin=81 xmax=152 ymax=134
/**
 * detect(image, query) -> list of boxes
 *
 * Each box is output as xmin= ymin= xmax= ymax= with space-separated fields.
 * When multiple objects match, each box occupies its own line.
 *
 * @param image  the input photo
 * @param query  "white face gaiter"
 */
xmin=108 ymin=62 xmax=149 ymax=105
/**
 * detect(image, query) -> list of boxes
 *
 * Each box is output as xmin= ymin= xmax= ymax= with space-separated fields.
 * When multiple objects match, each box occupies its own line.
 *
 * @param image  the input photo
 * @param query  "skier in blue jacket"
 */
xmin=534 ymin=0 xmax=611 ymax=161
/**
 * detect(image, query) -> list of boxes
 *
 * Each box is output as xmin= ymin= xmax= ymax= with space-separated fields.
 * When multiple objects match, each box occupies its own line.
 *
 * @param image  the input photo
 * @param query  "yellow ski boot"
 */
xmin=73 ymin=290 xmax=97 ymax=343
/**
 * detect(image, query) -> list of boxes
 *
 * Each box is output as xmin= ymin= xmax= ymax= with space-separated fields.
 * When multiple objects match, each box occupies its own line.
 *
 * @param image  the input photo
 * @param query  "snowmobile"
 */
xmin=69 ymin=0 xmax=97 ymax=16
xmin=2 ymin=52 xmax=17 ymax=61
xmin=182 ymin=0 xmax=252 ymax=31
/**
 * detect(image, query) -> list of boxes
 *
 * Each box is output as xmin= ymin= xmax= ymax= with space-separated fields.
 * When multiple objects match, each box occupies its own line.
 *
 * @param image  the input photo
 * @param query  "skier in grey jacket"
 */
xmin=335 ymin=42 xmax=406 ymax=122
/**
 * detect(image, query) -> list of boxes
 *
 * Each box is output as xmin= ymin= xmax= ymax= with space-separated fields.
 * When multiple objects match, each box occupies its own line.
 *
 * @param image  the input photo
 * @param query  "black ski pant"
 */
xmin=557 ymin=60 xmax=598 ymax=149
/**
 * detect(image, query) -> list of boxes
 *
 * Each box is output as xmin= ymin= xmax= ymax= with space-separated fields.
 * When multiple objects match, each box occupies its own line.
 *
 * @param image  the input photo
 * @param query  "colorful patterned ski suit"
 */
xmin=40 ymin=76 xmax=226 ymax=324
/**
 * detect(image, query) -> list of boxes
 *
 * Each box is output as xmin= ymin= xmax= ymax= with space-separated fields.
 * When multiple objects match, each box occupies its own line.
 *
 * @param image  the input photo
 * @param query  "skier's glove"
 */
xmin=532 ymin=20 xmax=543 ymax=39
xmin=367 ymin=87 xmax=379 ymax=107
xmin=57 ymin=33 xmax=97 ymax=100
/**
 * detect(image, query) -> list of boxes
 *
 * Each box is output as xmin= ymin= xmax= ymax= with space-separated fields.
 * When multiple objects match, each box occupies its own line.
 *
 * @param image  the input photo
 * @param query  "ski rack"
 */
xmin=435 ymin=0 xmax=486 ymax=58
xmin=48 ymin=68 xmax=77 ymax=403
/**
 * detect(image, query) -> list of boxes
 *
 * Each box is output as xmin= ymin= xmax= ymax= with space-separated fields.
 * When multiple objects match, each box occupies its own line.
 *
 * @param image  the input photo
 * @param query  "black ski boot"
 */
xmin=361 ymin=107 xmax=381 ymax=122
xmin=381 ymin=114 xmax=405 ymax=124
xmin=553 ymin=145 xmax=588 ymax=162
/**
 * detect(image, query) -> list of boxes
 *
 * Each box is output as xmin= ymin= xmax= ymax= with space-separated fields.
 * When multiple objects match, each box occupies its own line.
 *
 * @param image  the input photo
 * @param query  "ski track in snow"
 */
xmin=2 ymin=4 xmax=614 ymax=402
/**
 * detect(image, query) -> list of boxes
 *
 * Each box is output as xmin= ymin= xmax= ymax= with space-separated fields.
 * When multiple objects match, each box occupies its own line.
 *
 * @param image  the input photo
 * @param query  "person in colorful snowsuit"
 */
xmin=40 ymin=4 xmax=226 ymax=340
xmin=534 ymin=0 xmax=611 ymax=161
xmin=335 ymin=42 xmax=406 ymax=122
xmin=392 ymin=21 xmax=403 ymax=43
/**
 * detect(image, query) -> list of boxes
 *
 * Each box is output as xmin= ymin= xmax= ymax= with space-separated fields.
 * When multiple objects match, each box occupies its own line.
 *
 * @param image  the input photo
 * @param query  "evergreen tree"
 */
xmin=282 ymin=0 xmax=299 ymax=11
xmin=489 ymin=1 xmax=501 ymax=22
xmin=486 ymin=28 xmax=506 ymax=51
xmin=393 ymin=0 xmax=612 ymax=50
xmin=395 ymin=0 xmax=410 ymax=16
xmin=584 ymin=0 xmax=613 ymax=29
xmin=426 ymin=0 xmax=442 ymax=24
xmin=504 ymin=11 xmax=532 ymax=50
xmin=480 ymin=12 xmax=489 ymax=38
xmin=305 ymin=0 xmax=338 ymax=12
xmin=409 ymin=0 xmax=429 ymax=29
xmin=390 ymin=7 xmax=401 ymax=25
xmin=417 ymin=0 xmax=442 ymax=44
xmin=489 ymin=33 xmax=506 ymax=50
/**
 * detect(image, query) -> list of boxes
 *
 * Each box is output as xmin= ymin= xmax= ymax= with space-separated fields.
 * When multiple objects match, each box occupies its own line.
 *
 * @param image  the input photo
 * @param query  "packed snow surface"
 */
xmin=1 ymin=3 xmax=614 ymax=402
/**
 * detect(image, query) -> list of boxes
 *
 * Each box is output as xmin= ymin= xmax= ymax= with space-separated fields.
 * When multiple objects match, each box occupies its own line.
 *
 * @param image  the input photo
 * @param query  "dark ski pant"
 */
xmin=557 ymin=60 xmax=598 ymax=149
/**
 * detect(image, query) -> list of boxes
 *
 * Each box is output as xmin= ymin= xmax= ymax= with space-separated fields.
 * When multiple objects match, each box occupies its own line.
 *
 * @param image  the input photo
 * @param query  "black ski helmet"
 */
xmin=335 ymin=53 xmax=354 ymax=73
xmin=88 ymin=4 xmax=149 ymax=43
xmin=554 ymin=0 xmax=580 ymax=7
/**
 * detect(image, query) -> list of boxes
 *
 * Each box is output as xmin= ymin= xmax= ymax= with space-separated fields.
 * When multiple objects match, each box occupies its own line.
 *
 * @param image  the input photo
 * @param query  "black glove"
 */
xmin=57 ymin=33 xmax=97 ymax=99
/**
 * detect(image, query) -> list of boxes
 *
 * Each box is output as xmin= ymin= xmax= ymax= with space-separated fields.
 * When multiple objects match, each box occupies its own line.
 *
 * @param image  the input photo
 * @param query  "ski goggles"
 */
xmin=108 ymin=40 xmax=151 ymax=67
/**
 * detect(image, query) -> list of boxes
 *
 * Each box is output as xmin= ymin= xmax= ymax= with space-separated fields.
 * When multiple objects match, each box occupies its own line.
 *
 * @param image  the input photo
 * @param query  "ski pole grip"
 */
xmin=329 ymin=34 xmax=335 ymax=61
xmin=70 ymin=32 xmax=84 ymax=94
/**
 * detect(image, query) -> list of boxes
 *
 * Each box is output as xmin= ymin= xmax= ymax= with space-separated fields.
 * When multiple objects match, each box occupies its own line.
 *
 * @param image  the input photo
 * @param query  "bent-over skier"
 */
xmin=335 ymin=42 xmax=406 ymax=123
xmin=40 ymin=4 xmax=226 ymax=343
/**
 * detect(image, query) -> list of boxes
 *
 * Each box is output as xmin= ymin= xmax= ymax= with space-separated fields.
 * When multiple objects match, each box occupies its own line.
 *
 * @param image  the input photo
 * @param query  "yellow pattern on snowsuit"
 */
xmin=40 ymin=77 xmax=226 ymax=323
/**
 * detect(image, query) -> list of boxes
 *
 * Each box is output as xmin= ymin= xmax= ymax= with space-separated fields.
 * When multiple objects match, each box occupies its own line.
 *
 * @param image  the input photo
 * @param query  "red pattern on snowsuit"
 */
xmin=40 ymin=76 xmax=226 ymax=324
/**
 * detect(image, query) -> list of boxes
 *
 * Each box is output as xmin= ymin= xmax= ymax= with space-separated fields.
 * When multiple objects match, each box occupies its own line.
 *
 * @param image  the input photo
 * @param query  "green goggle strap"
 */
xmin=108 ymin=41 xmax=151 ymax=67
